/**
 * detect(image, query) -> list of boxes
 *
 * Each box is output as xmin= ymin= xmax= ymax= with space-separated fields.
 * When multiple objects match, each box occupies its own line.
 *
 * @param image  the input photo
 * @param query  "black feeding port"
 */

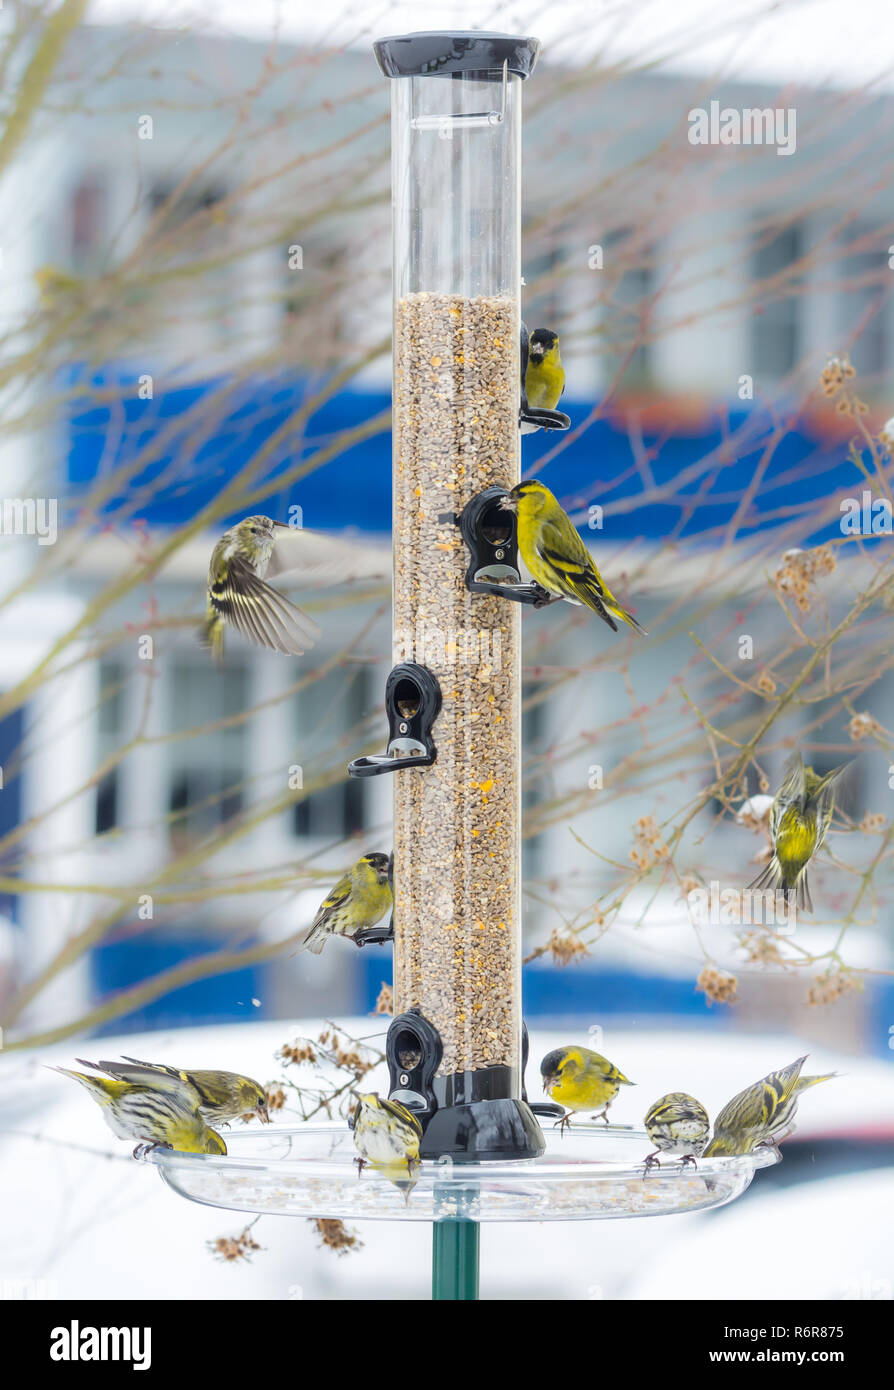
xmin=347 ymin=662 xmax=441 ymax=777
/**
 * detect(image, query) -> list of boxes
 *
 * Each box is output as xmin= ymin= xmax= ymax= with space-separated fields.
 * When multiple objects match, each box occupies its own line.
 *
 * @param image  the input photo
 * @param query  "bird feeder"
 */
xmin=140 ymin=31 xmax=778 ymax=1307
xmin=374 ymin=30 xmax=543 ymax=1164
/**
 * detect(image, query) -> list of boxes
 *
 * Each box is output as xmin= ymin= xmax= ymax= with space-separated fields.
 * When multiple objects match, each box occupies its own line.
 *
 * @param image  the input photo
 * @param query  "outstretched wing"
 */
xmin=266 ymin=523 xmax=391 ymax=586
xmin=210 ymin=554 xmax=321 ymax=655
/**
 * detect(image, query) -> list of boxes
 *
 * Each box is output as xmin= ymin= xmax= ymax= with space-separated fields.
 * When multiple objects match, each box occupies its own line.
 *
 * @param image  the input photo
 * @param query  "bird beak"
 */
xmin=543 ymin=1074 xmax=557 ymax=1094
xmin=499 ymin=494 xmax=518 ymax=513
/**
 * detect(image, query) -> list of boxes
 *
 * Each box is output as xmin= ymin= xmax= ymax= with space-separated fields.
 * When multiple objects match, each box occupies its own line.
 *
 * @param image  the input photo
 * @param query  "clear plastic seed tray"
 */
xmin=141 ymin=1122 xmax=778 ymax=1222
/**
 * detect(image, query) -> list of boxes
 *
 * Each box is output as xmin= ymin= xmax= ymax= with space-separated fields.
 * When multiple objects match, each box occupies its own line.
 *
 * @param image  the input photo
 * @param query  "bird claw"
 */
xmin=133 ymin=1141 xmax=172 ymax=1160
xmin=552 ymin=1112 xmax=572 ymax=1137
xmin=592 ymin=1108 xmax=610 ymax=1126
xmin=354 ymin=1156 xmax=367 ymax=1177
xmin=679 ymin=1154 xmax=699 ymax=1171
xmin=642 ymin=1152 xmax=661 ymax=1179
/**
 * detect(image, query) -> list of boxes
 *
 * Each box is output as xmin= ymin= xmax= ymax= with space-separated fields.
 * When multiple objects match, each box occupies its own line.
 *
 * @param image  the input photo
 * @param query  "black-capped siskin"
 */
xmin=749 ymin=753 xmax=849 ymax=913
xmin=295 ymin=852 xmax=392 ymax=956
xmin=523 ymin=327 xmax=565 ymax=429
xmin=501 ymin=481 xmax=646 ymax=635
xmin=118 ymin=1057 xmax=270 ymax=1125
xmin=50 ymin=1059 xmax=227 ymax=1157
xmin=541 ymin=1045 xmax=635 ymax=1131
xmin=643 ymin=1092 xmax=710 ymax=1170
xmin=704 ymin=1055 xmax=838 ymax=1157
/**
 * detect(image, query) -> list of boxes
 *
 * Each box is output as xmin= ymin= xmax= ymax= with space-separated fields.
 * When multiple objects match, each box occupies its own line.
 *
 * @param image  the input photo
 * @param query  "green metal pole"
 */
xmin=432 ymin=1220 xmax=480 ymax=1301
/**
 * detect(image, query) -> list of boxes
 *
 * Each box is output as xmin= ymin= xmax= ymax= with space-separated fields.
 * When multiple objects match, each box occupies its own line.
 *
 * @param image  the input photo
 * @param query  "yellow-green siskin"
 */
xmin=119 ymin=1057 xmax=270 ymax=1125
xmin=525 ymin=328 xmax=565 ymax=411
xmin=541 ymin=1045 xmax=635 ymax=1131
xmin=51 ymin=1059 xmax=227 ymax=1157
xmin=643 ymin=1092 xmax=710 ymax=1169
xmin=501 ymin=481 xmax=646 ymax=635
xmin=704 ymin=1055 xmax=838 ymax=1157
xmin=296 ymin=852 xmax=392 ymax=956
xmin=351 ymin=1092 xmax=422 ymax=1203
xmin=749 ymin=753 xmax=849 ymax=912
xmin=202 ymin=515 xmax=322 ymax=663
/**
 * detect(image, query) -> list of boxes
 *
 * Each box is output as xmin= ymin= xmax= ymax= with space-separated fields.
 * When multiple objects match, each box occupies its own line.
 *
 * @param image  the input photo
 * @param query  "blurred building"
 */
xmin=1 ymin=24 xmax=892 ymax=1046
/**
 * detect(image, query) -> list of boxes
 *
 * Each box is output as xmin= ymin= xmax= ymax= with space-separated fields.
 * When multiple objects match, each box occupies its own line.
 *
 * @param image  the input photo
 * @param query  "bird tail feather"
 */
xmin=291 ymin=925 xmax=327 ymax=957
xmin=607 ymin=601 xmax=647 ymax=636
xmin=47 ymin=1064 xmax=109 ymax=1101
xmin=797 ymin=1071 xmax=839 ymax=1091
xmin=748 ymin=857 xmax=811 ymax=913
xmin=200 ymin=610 xmax=225 ymax=665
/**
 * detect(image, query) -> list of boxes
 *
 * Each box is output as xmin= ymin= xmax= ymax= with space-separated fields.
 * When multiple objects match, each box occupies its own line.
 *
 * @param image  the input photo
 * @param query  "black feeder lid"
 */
xmin=374 ymin=31 xmax=541 ymax=81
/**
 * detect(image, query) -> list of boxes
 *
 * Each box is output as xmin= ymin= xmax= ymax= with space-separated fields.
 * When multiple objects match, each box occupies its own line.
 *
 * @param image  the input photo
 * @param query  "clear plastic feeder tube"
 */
xmin=375 ymin=33 xmax=540 ymax=1122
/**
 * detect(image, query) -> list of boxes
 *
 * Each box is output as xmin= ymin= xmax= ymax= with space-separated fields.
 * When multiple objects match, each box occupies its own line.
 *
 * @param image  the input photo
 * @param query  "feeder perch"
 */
xmin=445 ymin=484 xmax=555 ymax=606
xmin=386 ymin=1007 xmax=442 ymax=1122
xmin=348 ymin=662 xmax=441 ymax=776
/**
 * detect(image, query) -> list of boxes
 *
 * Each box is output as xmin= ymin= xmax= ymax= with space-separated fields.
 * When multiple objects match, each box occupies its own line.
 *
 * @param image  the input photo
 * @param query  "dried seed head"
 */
xmin=545 ymin=928 xmax=590 ymax=967
xmin=313 ymin=1218 xmax=363 ymax=1255
xmin=848 ymin=710 xmax=882 ymax=742
xmin=373 ymin=982 xmax=394 ymax=1015
xmin=696 ymin=964 xmax=739 ymax=1005
xmin=807 ymin=967 xmax=862 ymax=1007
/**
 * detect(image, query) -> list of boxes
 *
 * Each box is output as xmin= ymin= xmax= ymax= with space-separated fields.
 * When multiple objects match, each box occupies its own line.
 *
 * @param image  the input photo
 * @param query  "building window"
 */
xmin=751 ymin=223 xmax=803 ymax=379
xmin=148 ymin=181 xmax=228 ymax=245
xmin=95 ymin=662 xmax=124 ymax=835
xmin=602 ymin=228 xmax=654 ymax=387
xmin=839 ymin=226 xmax=887 ymax=380
xmin=523 ymin=241 xmax=565 ymax=331
xmin=168 ymin=663 xmax=247 ymax=849
xmin=282 ymin=239 xmax=349 ymax=364
xmin=70 ymin=176 xmax=107 ymax=267
xmin=293 ymin=666 xmax=369 ymax=839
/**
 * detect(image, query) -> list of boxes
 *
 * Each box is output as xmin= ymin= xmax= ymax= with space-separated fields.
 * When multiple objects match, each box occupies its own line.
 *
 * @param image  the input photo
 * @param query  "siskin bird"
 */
xmin=501 ymin=481 xmax=646 ymax=635
xmin=541 ymin=1045 xmax=635 ymax=1131
xmin=704 ymin=1055 xmax=838 ymax=1158
xmin=523 ymin=327 xmax=565 ymax=429
xmin=295 ymin=852 xmax=392 ymax=956
xmin=749 ymin=753 xmax=849 ymax=912
xmin=351 ymin=1091 xmax=422 ymax=1203
xmin=643 ymin=1092 xmax=710 ymax=1170
xmin=202 ymin=514 xmax=322 ymax=663
xmin=50 ymin=1059 xmax=227 ymax=1158
xmin=118 ymin=1057 xmax=270 ymax=1125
